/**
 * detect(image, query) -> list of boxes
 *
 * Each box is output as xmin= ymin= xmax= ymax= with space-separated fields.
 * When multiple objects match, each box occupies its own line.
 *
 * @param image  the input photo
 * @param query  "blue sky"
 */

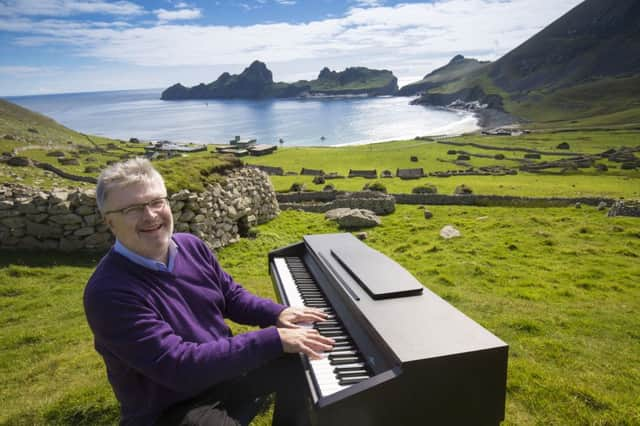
xmin=0 ymin=0 xmax=582 ymax=96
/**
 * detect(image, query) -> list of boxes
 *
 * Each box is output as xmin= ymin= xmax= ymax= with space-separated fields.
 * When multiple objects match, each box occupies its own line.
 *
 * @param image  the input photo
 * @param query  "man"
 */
xmin=84 ymin=158 xmax=333 ymax=425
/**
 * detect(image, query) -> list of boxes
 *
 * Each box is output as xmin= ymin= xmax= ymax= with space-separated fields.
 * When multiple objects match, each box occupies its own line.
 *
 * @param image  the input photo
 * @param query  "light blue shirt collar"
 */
xmin=114 ymin=238 xmax=178 ymax=272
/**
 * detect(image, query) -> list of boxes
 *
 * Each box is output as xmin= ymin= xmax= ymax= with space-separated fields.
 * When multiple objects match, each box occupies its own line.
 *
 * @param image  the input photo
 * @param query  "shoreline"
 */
xmin=472 ymin=107 xmax=521 ymax=130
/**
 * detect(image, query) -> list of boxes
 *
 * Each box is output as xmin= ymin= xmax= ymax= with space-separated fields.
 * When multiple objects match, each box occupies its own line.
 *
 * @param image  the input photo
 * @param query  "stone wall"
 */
xmin=608 ymin=200 xmax=640 ymax=217
xmin=0 ymin=167 xmax=278 ymax=251
xmin=278 ymin=191 xmax=395 ymax=215
xmin=392 ymin=193 xmax=615 ymax=207
xmin=276 ymin=191 xmax=616 ymax=210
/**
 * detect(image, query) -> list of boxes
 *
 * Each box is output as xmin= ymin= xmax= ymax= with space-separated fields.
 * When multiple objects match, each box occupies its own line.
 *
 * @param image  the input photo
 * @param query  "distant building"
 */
xmin=348 ymin=169 xmax=378 ymax=179
xmin=143 ymin=141 xmax=207 ymax=159
xmin=229 ymin=135 xmax=257 ymax=148
xmin=247 ymin=144 xmax=277 ymax=156
xmin=396 ymin=168 xmax=424 ymax=179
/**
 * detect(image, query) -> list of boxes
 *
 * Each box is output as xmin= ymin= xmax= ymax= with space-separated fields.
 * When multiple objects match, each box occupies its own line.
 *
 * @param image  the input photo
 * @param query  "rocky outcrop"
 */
xmin=411 ymin=86 xmax=504 ymax=110
xmin=0 ymin=167 xmax=278 ymax=251
xmin=162 ymin=61 xmax=398 ymax=100
xmin=325 ymin=208 xmax=381 ymax=228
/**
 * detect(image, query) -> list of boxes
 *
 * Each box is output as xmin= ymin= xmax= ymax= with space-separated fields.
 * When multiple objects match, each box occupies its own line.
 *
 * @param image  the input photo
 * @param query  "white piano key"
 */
xmin=274 ymin=257 xmax=364 ymax=397
xmin=274 ymin=258 xmax=306 ymax=308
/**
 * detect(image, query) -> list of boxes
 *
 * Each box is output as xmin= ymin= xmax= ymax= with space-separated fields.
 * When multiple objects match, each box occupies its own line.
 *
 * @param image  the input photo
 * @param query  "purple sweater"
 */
xmin=83 ymin=233 xmax=286 ymax=425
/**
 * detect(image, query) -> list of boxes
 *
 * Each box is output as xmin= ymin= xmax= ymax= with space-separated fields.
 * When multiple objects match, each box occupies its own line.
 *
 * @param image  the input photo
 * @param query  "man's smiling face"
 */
xmin=103 ymin=178 xmax=173 ymax=263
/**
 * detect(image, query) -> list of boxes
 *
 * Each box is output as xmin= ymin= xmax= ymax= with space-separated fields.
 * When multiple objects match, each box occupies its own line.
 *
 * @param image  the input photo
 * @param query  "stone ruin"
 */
xmin=0 ymin=167 xmax=279 ymax=251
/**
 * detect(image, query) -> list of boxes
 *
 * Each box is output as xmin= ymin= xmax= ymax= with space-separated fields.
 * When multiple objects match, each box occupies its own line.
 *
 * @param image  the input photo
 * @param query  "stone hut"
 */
xmin=396 ymin=168 xmax=424 ymax=179
xmin=300 ymin=168 xmax=324 ymax=176
xmin=348 ymin=169 xmax=377 ymax=179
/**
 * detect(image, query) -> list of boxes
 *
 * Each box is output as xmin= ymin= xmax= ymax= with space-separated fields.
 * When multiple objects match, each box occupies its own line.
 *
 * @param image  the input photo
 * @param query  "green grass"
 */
xmin=509 ymin=75 xmax=640 ymax=127
xmin=243 ymin=130 xmax=640 ymax=198
xmin=2 ymin=206 xmax=639 ymax=424
xmin=2 ymin=96 xmax=640 ymax=425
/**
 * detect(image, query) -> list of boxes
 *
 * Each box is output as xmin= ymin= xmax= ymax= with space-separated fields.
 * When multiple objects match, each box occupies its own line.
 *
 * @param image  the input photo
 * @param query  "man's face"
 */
xmin=103 ymin=178 xmax=173 ymax=262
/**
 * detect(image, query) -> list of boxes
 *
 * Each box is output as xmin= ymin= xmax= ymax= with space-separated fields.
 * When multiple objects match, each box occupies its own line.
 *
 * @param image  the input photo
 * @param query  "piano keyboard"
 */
xmin=273 ymin=256 xmax=372 ymax=397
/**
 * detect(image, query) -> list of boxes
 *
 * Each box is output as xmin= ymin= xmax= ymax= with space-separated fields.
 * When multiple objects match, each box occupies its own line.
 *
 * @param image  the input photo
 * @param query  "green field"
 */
xmin=2 ymin=205 xmax=640 ymax=425
xmin=2 ymin=97 xmax=640 ymax=424
xmin=244 ymin=130 xmax=640 ymax=198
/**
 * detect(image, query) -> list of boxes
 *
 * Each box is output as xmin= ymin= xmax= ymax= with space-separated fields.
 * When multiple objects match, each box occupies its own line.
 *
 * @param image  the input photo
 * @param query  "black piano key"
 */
xmin=336 ymin=370 xmax=370 ymax=378
xmin=319 ymin=331 xmax=346 ymax=338
xmin=332 ymin=341 xmax=354 ymax=349
xmin=330 ymin=356 xmax=362 ymax=365
xmin=339 ymin=376 xmax=370 ymax=386
xmin=331 ymin=345 xmax=356 ymax=353
xmin=329 ymin=354 xmax=361 ymax=361
xmin=333 ymin=364 xmax=366 ymax=373
xmin=328 ymin=350 xmax=358 ymax=357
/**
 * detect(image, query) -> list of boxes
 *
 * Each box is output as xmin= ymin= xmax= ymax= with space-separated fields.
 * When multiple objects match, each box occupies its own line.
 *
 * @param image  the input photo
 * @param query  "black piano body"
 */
xmin=269 ymin=233 xmax=508 ymax=425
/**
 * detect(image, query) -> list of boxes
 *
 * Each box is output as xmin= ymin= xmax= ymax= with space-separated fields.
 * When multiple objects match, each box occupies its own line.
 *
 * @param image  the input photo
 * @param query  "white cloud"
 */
xmin=0 ymin=0 xmax=583 ymax=89
xmin=154 ymin=8 xmax=202 ymax=22
xmin=352 ymin=0 xmax=384 ymax=7
xmin=274 ymin=0 xmax=296 ymax=5
xmin=0 ymin=65 xmax=46 ymax=75
xmin=0 ymin=0 xmax=144 ymax=17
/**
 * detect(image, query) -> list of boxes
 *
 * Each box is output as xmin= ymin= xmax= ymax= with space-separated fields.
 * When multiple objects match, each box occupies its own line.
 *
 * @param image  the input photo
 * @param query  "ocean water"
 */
xmin=6 ymin=89 xmax=478 ymax=147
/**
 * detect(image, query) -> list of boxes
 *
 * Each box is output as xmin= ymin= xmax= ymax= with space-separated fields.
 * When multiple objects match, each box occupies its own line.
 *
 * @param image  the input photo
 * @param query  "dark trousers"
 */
xmin=157 ymin=355 xmax=311 ymax=426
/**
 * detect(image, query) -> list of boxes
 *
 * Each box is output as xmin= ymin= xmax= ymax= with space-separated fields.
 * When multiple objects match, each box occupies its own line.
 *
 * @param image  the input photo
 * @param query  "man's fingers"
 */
xmin=300 ymin=312 xmax=328 ymax=322
xmin=300 ymin=343 xmax=322 ymax=360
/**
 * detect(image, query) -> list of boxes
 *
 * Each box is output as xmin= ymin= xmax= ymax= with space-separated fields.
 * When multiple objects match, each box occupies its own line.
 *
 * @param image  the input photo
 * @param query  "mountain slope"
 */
xmin=408 ymin=0 xmax=640 ymax=127
xmin=397 ymin=55 xmax=490 ymax=96
xmin=490 ymin=0 xmax=640 ymax=93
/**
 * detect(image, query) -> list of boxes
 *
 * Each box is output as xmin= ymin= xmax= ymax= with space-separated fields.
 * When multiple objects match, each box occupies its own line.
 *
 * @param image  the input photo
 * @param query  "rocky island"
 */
xmin=161 ymin=60 xmax=398 ymax=100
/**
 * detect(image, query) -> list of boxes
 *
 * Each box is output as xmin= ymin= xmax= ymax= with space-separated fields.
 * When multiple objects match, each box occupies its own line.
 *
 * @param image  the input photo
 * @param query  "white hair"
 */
xmin=96 ymin=157 xmax=165 ymax=214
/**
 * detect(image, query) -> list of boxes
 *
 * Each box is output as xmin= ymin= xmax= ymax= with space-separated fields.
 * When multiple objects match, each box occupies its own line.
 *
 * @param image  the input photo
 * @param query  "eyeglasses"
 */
xmin=103 ymin=197 xmax=169 ymax=218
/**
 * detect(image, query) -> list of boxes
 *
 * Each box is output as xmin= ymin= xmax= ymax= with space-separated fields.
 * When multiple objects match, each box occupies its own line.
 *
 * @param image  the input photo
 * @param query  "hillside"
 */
xmin=397 ymin=55 xmax=490 ymax=96
xmin=407 ymin=0 xmax=640 ymax=128
xmin=0 ymin=98 xmax=89 ymax=146
xmin=161 ymin=60 xmax=398 ymax=100
xmin=0 ymin=99 xmax=236 ymax=192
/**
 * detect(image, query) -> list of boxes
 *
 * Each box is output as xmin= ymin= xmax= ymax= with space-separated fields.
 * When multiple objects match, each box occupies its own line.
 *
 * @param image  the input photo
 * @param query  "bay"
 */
xmin=7 ymin=88 xmax=479 ymax=147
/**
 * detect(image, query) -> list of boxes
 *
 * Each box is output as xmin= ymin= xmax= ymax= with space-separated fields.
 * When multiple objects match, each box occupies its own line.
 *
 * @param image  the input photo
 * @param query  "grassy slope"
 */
xmin=0 ymin=99 xmax=235 ymax=192
xmin=400 ymin=58 xmax=491 ymax=93
xmin=510 ymin=75 xmax=640 ymax=128
xmin=245 ymin=130 xmax=640 ymax=199
xmin=2 ymin=205 xmax=639 ymax=425
xmin=307 ymin=73 xmax=395 ymax=92
xmin=1 ymin=99 xmax=640 ymax=424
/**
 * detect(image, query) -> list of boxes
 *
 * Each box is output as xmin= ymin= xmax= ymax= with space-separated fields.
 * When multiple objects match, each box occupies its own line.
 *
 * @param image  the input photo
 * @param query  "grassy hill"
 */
xmin=404 ymin=0 xmax=640 ymax=128
xmin=397 ymin=55 xmax=491 ymax=96
xmin=0 ymin=99 xmax=237 ymax=193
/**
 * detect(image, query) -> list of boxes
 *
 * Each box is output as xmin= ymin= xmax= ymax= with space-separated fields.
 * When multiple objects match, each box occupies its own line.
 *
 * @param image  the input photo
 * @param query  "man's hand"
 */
xmin=277 ymin=306 xmax=328 ymax=328
xmin=278 ymin=327 xmax=334 ymax=360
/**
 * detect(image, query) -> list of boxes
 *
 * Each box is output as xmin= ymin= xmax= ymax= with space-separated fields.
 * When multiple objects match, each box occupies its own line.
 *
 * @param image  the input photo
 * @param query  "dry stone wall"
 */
xmin=0 ymin=167 xmax=278 ymax=251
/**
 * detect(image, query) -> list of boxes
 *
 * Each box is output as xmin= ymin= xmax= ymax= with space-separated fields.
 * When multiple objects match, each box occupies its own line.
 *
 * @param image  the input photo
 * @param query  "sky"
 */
xmin=0 ymin=0 xmax=583 ymax=97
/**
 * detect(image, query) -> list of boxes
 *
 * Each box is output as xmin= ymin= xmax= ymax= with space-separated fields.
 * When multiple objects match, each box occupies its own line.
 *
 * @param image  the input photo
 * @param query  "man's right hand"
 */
xmin=277 ymin=327 xmax=334 ymax=360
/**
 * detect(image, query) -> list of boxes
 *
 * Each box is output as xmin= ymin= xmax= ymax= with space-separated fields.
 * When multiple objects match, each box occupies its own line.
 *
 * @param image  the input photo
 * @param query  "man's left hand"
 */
xmin=277 ymin=307 xmax=328 ymax=328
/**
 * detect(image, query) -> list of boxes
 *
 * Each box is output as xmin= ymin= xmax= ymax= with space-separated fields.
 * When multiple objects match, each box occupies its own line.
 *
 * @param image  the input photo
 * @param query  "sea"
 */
xmin=6 ymin=88 xmax=479 ymax=147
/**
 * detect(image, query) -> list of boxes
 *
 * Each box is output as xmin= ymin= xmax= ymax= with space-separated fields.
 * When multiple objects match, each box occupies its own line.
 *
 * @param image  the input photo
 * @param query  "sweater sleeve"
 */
xmin=84 ymin=285 xmax=283 ymax=395
xmin=199 ymin=239 xmax=287 ymax=327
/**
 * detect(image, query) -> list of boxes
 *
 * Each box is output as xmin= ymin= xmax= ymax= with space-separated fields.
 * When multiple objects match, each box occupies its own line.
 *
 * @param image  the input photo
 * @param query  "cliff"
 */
xmin=161 ymin=61 xmax=398 ymax=100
